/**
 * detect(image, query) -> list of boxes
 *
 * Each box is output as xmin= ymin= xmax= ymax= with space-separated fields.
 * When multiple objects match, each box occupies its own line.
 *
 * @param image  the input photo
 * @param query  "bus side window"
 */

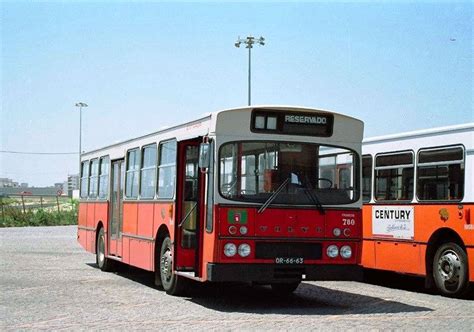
xmin=89 ymin=159 xmax=99 ymax=199
xmin=140 ymin=144 xmax=157 ymax=199
xmin=374 ymin=152 xmax=414 ymax=202
xmin=98 ymin=156 xmax=110 ymax=199
xmin=362 ymin=155 xmax=372 ymax=202
xmin=157 ymin=140 xmax=177 ymax=199
xmin=80 ymin=161 xmax=90 ymax=198
xmin=125 ymin=148 xmax=140 ymax=198
xmin=417 ymin=146 xmax=464 ymax=201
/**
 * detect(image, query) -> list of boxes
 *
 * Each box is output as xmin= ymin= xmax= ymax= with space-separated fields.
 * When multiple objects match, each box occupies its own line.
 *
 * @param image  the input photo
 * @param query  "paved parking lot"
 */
xmin=1 ymin=226 xmax=473 ymax=330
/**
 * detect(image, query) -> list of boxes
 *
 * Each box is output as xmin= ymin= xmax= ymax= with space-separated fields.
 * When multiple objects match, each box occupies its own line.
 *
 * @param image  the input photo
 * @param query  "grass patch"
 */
xmin=0 ymin=198 xmax=78 ymax=228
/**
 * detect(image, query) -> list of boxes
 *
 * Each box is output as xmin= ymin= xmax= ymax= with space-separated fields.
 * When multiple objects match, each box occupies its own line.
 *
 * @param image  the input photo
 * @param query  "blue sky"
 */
xmin=1 ymin=1 xmax=472 ymax=186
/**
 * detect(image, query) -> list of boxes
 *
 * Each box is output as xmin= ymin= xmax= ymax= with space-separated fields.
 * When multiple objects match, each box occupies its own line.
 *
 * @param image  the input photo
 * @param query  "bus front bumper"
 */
xmin=206 ymin=263 xmax=363 ymax=283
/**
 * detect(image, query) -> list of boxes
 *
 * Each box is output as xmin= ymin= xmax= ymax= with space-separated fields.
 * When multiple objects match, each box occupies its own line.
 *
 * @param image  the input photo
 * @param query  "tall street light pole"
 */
xmin=235 ymin=35 xmax=265 ymax=106
xmin=75 ymin=102 xmax=88 ymax=177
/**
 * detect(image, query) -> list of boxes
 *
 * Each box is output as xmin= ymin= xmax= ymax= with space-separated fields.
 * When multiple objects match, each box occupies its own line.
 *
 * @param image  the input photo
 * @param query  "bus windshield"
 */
xmin=219 ymin=141 xmax=359 ymax=205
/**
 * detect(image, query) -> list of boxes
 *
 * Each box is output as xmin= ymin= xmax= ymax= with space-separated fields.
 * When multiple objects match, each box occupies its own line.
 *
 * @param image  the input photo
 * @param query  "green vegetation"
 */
xmin=0 ymin=197 xmax=78 ymax=228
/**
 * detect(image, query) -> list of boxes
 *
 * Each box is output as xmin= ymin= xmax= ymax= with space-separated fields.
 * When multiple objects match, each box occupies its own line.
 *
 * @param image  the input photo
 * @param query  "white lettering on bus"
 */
xmin=285 ymin=115 xmax=327 ymax=125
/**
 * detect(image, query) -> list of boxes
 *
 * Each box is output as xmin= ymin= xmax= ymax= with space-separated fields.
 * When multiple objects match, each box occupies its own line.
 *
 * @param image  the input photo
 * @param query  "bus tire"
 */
xmin=271 ymin=281 xmax=300 ymax=295
xmin=432 ymin=242 xmax=469 ymax=298
xmin=96 ymin=227 xmax=113 ymax=272
xmin=159 ymin=236 xmax=186 ymax=295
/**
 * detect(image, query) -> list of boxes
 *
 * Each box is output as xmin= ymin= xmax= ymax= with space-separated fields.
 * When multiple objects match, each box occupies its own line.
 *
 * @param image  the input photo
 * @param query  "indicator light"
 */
xmin=228 ymin=225 xmax=237 ymax=235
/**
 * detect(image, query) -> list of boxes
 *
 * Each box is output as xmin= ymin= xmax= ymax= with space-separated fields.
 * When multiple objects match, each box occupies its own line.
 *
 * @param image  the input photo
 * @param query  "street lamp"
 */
xmin=235 ymin=35 xmax=265 ymax=106
xmin=75 ymin=102 xmax=88 ymax=177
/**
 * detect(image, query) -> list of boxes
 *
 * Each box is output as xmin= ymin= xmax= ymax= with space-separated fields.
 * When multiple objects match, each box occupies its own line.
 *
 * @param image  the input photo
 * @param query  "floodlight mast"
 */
xmin=75 ymin=102 xmax=88 ymax=178
xmin=234 ymin=36 xmax=265 ymax=106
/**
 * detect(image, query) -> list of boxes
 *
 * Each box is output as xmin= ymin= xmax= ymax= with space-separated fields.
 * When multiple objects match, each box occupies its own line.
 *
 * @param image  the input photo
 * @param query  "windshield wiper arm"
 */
xmin=304 ymin=176 xmax=325 ymax=215
xmin=257 ymin=177 xmax=289 ymax=214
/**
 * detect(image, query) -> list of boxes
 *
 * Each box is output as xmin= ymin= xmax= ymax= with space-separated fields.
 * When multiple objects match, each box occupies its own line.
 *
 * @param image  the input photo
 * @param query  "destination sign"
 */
xmin=251 ymin=109 xmax=334 ymax=137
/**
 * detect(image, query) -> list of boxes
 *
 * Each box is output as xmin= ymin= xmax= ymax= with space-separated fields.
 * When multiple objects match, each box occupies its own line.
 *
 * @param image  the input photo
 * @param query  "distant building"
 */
xmin=67 ymin=174 xmax=80 ymax=197
xmin=20 ymin=183 xmax=28 ymax=188
xmin=0 ymin=178 xmax=19 ymax=188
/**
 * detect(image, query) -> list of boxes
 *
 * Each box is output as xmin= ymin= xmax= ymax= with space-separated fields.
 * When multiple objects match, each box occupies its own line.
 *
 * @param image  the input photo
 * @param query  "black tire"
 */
xmin=96 ymin=228 xmax=113 ymax=272
xmin=159 ymin=236 xmax=186 ymax=295
xmin=432 ymin=242 xmax=470 ymax=298
xmin=271 ymin=281 xmax=300 ymax=295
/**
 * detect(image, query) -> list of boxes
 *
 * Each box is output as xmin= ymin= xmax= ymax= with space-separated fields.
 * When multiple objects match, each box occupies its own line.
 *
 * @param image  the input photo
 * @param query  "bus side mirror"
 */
xmin=198 ymin=143 xmax=210 ymax=169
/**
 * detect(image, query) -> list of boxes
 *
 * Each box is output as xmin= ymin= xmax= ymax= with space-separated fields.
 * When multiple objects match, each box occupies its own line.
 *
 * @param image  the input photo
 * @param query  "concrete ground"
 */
xmin=1 ymin=226 xmax=473 ymax=330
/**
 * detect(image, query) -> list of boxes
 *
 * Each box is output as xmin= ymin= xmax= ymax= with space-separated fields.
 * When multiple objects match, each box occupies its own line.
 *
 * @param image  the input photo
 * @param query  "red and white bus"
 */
xmin=361 ymin=123 xmax=474 ymax=297
xmin=78 ymin=106 xmax=364 ymax=295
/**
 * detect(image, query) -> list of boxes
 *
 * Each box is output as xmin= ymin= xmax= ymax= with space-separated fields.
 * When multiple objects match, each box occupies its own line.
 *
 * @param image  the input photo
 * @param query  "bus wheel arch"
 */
xmin=154 ymin=225 xmax=171 ymax=288
xmin=154 ymin=225 xmax=186 ymax=295
xmin=426 ymin=228 xmax=469 ymax=297
xmin=96 ymin=223 xmax=113 ymax=271
xmin=95 ymin=221 xmax=104 ymax=254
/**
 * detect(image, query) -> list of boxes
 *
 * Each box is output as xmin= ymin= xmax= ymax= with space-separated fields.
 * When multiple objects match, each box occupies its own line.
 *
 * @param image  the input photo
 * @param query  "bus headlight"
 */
xmin=239 ymin=226 xmax=248 ymax=235
xmin=326 ymin=245 xmax=339 ymax=258
xmin=238 ymin=243 xmax=251 ymax=257
xmin=340 ymin=245 xmax=352 ymax=259
xmin=224 ymin=243 xmax=237 ymax=257
xmin=333 ymin=228 xmax=341 ymax=237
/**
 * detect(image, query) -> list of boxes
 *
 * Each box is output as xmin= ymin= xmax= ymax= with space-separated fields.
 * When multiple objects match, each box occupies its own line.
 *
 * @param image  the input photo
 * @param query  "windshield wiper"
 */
xmin=303 ymin=176 xmax=325 ymax=215
xmin=257 ymin=177 xmax=289 ymax=214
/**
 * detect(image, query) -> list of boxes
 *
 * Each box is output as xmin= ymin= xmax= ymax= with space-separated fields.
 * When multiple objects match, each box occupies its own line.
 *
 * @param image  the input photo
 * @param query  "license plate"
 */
xmin=275 ymin=257 xmax=304 ymax=264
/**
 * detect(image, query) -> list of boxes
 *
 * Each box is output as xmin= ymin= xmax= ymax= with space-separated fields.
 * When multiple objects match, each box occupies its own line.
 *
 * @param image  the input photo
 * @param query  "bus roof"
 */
xmin=363 ymin=123 xmax=474 ymax=145
xmin=82 ymin=105 xmax=361 ymax=157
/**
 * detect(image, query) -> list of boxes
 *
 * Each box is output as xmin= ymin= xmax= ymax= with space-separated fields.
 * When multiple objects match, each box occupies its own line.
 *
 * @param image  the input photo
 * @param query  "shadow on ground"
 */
xmin=86 ymin=262 xmax=434 ymax=315
xmin=363 ymin=268 xmax=474 ymax=300
xmin=364 ymin=268 xmax=434 ymax=294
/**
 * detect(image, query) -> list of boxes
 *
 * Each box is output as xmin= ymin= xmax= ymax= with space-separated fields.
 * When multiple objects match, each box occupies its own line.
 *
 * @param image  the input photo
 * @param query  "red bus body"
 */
xmin=78 ymin=106 xmax=364 ymax=293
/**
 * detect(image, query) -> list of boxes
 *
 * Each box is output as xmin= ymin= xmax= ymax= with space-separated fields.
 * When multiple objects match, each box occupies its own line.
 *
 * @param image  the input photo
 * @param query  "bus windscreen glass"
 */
xmin=219 ymin=141 xmax=359 ymax=205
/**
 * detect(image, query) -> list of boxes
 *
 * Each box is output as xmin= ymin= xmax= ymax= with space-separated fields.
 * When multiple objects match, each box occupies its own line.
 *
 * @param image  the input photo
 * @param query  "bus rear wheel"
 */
xmin=432 ymin=242 xmax=469 ymax=298
xmin=96 ymin=228 xmax=113 ymax=272
xmin=271 ymin=281 xmax=300 ymax=295
xmin=160 ymin=236 xmax=186 ymax=296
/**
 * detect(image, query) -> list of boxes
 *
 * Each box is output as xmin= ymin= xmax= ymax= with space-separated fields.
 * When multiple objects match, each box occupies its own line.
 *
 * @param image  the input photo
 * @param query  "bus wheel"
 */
xmin=160 ymin=237 xmax=185 ymax=295
xmin=96 ymin=228 xmax=112 ymax=272
xmin=432 ymin=242 xmax=469 ymax=298
xmin=271 ymin=281 xmax=300 ymax=295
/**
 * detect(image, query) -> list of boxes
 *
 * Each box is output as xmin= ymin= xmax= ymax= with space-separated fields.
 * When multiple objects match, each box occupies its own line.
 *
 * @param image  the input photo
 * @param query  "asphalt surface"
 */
xmin=1 ymin=226 xmax=473 ymax=330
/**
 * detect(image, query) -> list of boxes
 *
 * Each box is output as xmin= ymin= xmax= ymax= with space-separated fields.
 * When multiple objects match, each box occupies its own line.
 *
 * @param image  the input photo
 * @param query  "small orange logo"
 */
xmin=439 ymin=208 xmax=449 ymax=221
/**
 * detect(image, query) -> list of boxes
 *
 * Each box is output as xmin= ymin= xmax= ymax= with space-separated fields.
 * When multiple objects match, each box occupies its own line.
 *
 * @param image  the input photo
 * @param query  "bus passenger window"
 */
xmin=98 ymin=156 xmax=110 ymax=199
xmin=417 ymin=146 xmax=464 ymax=201
xmin=125 ymin=149 xmax=140 ymax=198
xmin=375 ymin=152 xmax=414 ymax=201
xmin=80 ymin=161 xmax=90 ymax=198
xmin=88 ymin=159 xmax=99 ymax=198
xmin=140 ymin=144 xmax=157 ymax=199
xmin=362 ymin=155 xmax=372 ymax=202
xmin=157 ymin=140 xmax=177 ymax=199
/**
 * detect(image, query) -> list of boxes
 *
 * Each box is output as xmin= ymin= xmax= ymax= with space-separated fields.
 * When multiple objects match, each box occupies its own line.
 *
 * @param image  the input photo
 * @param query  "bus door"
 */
xmin=175 ymin=140 xmax=205 ymax=276
xmin=108 ymin=159 xmax=124 ymax=258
